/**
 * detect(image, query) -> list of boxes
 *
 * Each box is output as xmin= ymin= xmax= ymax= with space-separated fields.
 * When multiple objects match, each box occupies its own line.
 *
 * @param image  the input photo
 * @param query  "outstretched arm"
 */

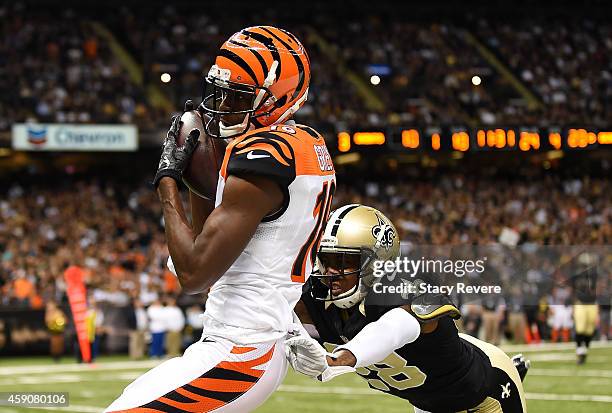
xmin=328 ymin=295 xmax=456 ymax=368
xmin=329 ymin=307 xmax=422 ymax=368
xmin=285 ymin=306 xmax=431 ymax=381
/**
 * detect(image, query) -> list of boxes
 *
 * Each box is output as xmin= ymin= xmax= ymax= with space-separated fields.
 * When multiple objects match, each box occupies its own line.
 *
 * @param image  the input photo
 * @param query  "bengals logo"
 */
xmin=372 ymin=215 xmax=396 ymax=251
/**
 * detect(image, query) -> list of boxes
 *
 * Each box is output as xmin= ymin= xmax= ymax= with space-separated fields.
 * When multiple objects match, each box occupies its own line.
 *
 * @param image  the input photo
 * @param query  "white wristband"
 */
xmin=335 ymin=307 xmax=420 ymax=368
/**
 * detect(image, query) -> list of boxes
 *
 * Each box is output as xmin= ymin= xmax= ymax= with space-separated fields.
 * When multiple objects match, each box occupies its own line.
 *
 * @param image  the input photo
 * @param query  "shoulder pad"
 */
xmin=226 ymin=129 xmax=296 ymax=186
xmin=410 ymin=293 xmax=461 ymax=321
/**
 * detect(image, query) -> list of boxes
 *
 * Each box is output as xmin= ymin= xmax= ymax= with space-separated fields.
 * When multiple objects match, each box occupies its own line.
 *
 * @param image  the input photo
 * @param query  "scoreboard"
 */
xmin=335 ymin=127 xmax=612 ymax=153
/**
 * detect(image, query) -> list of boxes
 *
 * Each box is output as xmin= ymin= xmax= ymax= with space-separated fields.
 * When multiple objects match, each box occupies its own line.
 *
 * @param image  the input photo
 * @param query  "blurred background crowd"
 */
xmin=0 ymin=0 xmax=610 ymax=359
xmin=1 ymin=3 xmax=610 ymax=132
xmin=1 ymin=167 xmax=610 ymax=358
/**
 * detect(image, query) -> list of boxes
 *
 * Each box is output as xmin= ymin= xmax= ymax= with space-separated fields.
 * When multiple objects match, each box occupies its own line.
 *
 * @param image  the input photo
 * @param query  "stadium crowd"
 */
xmin=1 ymin=170 xmax=610 ymax=354
xmin=0 ymin=4 xmax=162 ymax=132
xmin=333 ymin=171 xmax=611 ymax=245
xmin=0 ymin=180 xmax=175 ymax=309
xmin=1 ymin=3 xmax=609 ymax=131
xmin=474 ymin=18 xmax=612 ymax=127
xmin=316 ymin=17 xmax=524 ymax=128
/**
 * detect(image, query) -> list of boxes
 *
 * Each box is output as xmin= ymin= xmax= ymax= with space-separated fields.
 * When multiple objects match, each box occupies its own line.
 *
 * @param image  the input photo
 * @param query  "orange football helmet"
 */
xmin=201 ymin=26 xmax=311 ymax=138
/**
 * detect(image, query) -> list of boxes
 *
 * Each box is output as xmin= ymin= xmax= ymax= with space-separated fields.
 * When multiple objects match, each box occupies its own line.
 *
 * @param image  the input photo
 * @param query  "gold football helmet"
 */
xmin=309 ymin=204 xmax=400 ymax=308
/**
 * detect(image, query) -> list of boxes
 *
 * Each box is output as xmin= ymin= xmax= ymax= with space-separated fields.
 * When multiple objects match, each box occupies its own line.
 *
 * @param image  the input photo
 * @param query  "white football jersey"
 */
xmin=202 ymin=124 xmax=335 ymax=343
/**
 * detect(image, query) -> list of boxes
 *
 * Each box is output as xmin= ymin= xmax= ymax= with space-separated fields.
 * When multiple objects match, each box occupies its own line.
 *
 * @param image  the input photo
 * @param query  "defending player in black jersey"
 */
xmin=571 ymin=253 xmax=599 ymax=365
xmin=287 ymin=204 xmax=529 ymax=413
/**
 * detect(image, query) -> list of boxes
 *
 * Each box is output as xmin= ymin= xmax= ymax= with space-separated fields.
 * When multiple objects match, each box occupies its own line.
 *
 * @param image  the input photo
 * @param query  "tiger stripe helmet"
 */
xmin=201 ymin=26 xmax=311 ymax=138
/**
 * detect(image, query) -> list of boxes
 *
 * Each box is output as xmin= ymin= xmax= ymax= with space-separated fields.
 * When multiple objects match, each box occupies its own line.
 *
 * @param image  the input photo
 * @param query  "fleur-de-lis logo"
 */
xmin=372 ymin=215 xmax=396 ymax=251
xmin=501 ymin=382 xmax=511 ymax=399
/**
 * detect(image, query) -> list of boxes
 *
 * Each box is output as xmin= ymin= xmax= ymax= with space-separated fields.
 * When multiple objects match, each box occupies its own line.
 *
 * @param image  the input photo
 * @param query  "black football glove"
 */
xmin=153 ymin=108 xmax=200 ymax=188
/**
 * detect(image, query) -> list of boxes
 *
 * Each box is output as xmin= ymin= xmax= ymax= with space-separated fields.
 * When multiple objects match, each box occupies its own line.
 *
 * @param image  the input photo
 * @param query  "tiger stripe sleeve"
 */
xmin=226 ymin=131 xmax=296 ymax=187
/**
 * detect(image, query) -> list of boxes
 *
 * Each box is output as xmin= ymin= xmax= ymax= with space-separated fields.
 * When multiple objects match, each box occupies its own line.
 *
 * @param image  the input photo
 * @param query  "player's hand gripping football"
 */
xmin=285 ymin=335 xmax=355 ymax=382
xmin=153 ymin=100 xmax=200 ymax=188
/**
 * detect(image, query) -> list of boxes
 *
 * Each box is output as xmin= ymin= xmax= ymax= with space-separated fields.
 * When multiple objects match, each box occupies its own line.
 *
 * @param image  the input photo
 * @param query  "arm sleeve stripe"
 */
xmin=235 ymin=136 xmax=261 ymax=148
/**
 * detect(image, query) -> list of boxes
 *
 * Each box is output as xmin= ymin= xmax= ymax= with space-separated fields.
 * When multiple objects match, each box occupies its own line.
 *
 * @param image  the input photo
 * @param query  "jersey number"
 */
xmin=324 ymin=343 xmax=427 ymax=391
xmin=291 ymin=180 xmax=335 ymax=282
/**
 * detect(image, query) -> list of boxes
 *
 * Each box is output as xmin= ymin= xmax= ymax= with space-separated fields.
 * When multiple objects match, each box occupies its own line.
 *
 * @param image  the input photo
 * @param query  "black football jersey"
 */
xmin=571 ymin=268 xmax=598 ymax=304
xmin=301 ymin=293 xmax=498 ymax=412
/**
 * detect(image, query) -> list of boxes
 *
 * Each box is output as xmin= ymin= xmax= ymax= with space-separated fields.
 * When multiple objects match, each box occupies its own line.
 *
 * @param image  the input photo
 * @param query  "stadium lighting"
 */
xmin=161 ymin=73 xmax=172 ymax=83
xmin=370 ymin=75 xmax=381 ymax=85
xmin=471 ymin=75 xmax=481 ymax=86
xmin=354 ymin=132 xmax=385 ymax=145
xmin=337 ymin=132 xmax=351 ymax=152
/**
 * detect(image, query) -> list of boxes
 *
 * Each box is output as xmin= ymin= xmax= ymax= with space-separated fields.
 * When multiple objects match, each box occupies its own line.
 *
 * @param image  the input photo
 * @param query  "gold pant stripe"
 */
xmin=458 ymin=334 xmax=527 ymax=412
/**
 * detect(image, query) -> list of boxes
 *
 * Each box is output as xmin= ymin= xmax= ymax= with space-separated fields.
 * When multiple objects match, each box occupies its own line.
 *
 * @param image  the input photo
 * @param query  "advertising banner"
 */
xmin=12 ymin=123 xmax=138 ymax=151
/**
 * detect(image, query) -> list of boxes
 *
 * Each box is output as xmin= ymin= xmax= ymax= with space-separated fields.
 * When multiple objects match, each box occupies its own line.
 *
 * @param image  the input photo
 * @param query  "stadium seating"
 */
xmin=2 ymin=5 xmax=608 ymax=131
xmin=0 ymin=5 xmax=162 ymax=131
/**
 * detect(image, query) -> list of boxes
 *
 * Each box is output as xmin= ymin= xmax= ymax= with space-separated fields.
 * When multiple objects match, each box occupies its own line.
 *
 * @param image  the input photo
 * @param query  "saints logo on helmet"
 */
xmin=372 ymin=214 xmax=396 ymax=251
xmin=309 ymin=204 xmax=400 ymax=309
xmin=200 ymin=26 xmax=310 ymax=138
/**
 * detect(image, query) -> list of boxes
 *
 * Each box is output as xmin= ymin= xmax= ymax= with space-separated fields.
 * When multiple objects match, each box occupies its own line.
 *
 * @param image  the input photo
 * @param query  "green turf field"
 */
xmin=0 ymin=343 xmax=611 ymax=413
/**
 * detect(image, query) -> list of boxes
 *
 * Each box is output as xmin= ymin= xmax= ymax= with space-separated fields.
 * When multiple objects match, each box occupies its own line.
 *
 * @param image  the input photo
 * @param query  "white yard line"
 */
xmin=5 ymin=367 xmax=610 ymax=387
xmin=530 ymin=368 xmax=612 ymax=378
xmin=0 ymin=360 xmax=160 ymax=376
xmin=525 ymin=392 xmax=612 ymax=403
xmin=501 ymin=341 xmax=612 ymax=353
xmin=27 ymin=387 xmax=612 ymax=412
xmin=527 ymin=353 xmax=610 ymax=362
xmin=2 ymin=341 xmax=611 ymax=376
xmin=36 ymin=404 xmax=102 ymax=412
xmin=0 ymin=372 xmax=142 ymax=386
xmin=5 ymin=362 xmax=612 ymax=381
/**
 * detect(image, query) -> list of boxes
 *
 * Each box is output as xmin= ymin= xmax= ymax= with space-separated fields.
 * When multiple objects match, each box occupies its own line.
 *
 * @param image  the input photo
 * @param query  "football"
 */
xmin=176 ymin=110 xmax=227 ymax=200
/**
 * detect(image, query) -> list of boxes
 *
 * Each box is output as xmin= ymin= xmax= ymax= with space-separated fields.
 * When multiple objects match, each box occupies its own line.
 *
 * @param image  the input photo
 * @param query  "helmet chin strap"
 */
xmin=219 ymin=114 xmax=252 ymax=138
xmin=332 ymin=279 xmax=368 ymax=309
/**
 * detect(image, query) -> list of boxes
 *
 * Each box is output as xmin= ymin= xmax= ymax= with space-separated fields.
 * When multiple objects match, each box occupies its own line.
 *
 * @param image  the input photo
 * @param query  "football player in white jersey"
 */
xmin=105 ymin=26 xmax=336 ymax=413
